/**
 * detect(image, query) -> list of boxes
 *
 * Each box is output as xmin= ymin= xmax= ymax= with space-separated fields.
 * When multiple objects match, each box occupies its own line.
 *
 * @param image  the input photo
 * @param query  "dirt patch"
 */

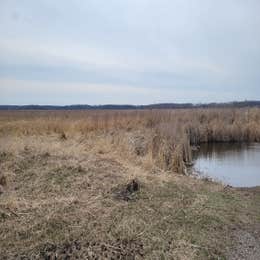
xmin=113 ymin=179 xmax=140 ymax=201
xmin=37 ymin=240 xmax=81 ymax=259
xmin=228 ymin=228 xmax=260 ymax=260
xmin=227 ymin=187 xmax=260 ymax=259
xmin=23 ymin=239 xmax=144 ymax=260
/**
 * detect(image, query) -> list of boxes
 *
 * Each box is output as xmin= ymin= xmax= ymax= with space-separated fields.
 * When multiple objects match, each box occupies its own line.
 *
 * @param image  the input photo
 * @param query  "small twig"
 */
xmin=188 ymin=243 xmax=215 ymax=251
xmin=135 ymin=229 xmax=147 ymax=238
xmin=0 ymin=205 xmax=18 ymax=217
xmin=102 ymin=243 xmax=122 ymax=251
xmin=6 ymin=207 xmax=19 ymax=217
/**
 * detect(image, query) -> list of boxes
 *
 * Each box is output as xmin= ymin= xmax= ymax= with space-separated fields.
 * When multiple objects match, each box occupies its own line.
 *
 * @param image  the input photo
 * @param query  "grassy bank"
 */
xmin=0 ymin=134 xmax=259 ymax=259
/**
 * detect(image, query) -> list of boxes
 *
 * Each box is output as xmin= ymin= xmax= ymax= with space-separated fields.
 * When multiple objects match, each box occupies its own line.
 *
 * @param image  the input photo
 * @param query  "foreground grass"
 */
xmin=0 ymin=135 xmax=259 ymax=259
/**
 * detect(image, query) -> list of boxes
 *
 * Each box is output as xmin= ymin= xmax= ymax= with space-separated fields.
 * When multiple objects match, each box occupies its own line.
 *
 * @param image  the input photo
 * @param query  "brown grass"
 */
xmin=1 ymin=108 xmax=259 ymax=174
xmin=0 ymin=108 xmax=260 ymax=259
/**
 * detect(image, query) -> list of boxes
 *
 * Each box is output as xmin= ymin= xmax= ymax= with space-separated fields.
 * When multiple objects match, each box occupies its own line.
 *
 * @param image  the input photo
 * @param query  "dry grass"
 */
xmin=1 ymin=108 xmax=259 ymax=174
xmin=0 ymin=108 xmax=260 ymax=259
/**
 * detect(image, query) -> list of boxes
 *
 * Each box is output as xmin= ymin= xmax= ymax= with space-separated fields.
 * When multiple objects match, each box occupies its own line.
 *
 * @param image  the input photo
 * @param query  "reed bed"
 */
xmin=1 ymin=108 xmax=260 ymax=174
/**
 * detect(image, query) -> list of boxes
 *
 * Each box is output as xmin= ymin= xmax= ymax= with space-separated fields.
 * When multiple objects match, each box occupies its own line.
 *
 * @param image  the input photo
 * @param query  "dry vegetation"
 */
xmin=1 ymin=108 xmax=260 ymax=173
xmin=0 ymin=108 xmax=260 ymax=259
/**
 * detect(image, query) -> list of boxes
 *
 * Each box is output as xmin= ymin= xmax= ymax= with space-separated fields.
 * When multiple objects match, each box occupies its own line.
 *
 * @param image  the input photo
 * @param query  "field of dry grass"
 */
xmin=0 ymin=108 xmax=260 ymax=259
xmin=1 ymin=108 xmax=260 ymax=173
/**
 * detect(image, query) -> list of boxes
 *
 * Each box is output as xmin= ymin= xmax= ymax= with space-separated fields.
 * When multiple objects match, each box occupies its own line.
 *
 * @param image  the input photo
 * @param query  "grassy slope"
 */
xmin=0 ymin=134 xmax=259 ymax=259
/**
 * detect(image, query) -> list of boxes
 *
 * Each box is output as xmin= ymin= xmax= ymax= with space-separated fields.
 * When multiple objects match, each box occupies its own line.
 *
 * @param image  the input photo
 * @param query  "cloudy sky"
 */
xmin=0 ymin=0 xmax=260 ymax=105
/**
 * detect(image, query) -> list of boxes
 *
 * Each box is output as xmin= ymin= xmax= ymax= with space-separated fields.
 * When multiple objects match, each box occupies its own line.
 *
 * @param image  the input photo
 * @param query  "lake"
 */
xmin=193 ymin=142 xmax=260 ymax=187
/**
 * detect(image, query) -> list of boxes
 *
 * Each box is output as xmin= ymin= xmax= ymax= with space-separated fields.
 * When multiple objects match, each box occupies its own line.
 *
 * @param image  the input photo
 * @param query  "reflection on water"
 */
xmin=193 ymin=143 xmax=260 ymax=187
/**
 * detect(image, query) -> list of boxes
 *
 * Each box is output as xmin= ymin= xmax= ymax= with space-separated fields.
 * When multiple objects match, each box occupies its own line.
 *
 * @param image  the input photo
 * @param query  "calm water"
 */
xmin=193 ymin=143 xmax=260 ymax=187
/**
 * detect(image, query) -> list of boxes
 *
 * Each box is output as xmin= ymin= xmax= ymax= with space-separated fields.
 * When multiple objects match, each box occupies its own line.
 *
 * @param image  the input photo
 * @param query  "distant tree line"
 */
xmin=0 ymin=101 xmax=260 ymax=110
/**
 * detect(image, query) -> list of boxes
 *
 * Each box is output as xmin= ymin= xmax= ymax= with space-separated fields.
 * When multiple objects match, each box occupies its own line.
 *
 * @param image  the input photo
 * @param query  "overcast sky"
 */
xmin=0 ymin=0 xmax=260 ymax=105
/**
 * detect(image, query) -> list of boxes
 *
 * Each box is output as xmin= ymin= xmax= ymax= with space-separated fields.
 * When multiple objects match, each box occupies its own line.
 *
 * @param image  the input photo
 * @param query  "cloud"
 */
xmin=0 ymin=78 xmax=252 ymax=105
xmin=0 ymin=78 xmax=160 ymax=105
xmin=0 ymin=0 xmax=259 ymax=104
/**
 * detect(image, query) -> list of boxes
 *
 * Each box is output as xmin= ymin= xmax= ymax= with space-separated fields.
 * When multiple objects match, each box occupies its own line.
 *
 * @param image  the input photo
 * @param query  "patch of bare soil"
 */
xmin=113 ymin=179 xmax=140 ymax=201
xmin=228 ymin=187 xmax=260 ymax=260
xmin=30 ymin=239 xmax=144 ymax=260
xmin=228 ymin=227 xmax=260 ymax=260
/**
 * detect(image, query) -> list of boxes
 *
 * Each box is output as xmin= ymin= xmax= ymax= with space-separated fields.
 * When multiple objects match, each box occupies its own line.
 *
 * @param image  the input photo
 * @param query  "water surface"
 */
xmin=193 ymin=143 xmax=260 ymax=187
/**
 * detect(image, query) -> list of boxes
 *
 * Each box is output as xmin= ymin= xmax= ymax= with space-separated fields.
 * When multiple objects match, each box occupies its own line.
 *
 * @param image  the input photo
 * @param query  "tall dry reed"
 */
xmin=1 ymin=108 xmax=259 ymax=174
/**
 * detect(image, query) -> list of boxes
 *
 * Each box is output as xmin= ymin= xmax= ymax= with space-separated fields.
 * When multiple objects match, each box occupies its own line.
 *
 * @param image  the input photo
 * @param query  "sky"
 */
xmin=0 ymin=0 xmax=260 ymax=105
